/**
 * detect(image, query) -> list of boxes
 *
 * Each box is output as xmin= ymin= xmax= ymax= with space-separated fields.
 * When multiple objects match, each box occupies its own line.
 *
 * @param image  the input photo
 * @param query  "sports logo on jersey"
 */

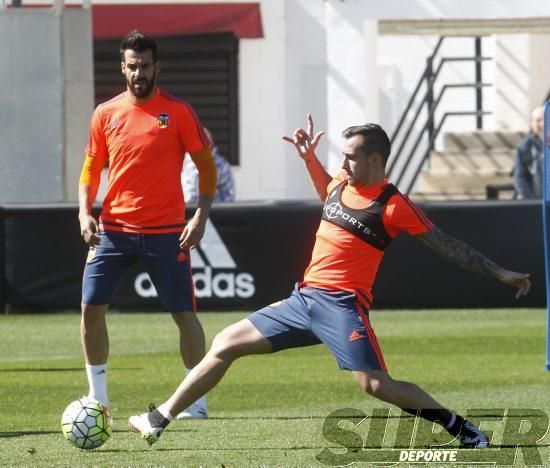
xmin=324 ymin=201 xmax=376 ymax=237
xmin=325 ymin=202 xmax=343 ymax=220
xmin=157 ymin=113 xmax=170 ymax=129
xmin=134 ymin=219 xmax=255 ymax=299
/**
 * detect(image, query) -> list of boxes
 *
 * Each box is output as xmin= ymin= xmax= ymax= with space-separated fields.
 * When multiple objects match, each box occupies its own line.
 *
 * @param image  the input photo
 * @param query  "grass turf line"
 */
xmin=0 ymin=309 xmax=548 ymax=466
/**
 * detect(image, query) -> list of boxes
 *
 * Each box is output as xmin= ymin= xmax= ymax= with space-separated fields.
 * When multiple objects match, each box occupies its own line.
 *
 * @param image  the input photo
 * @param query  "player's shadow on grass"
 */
xmin=207 ymin=412 xmax=541 ymax=420
xmin=0 ymin=430 xmax=59 ymax=438
xmin=0 ymin=367 xmax=141 ymax=372
xmin=100 ymin=445 xmax=338 ymax=453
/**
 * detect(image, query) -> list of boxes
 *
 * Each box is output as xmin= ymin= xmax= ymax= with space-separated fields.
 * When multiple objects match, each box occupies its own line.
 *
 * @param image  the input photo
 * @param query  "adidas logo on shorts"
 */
xmin=349 ymin=330 xmax=366 ymax=341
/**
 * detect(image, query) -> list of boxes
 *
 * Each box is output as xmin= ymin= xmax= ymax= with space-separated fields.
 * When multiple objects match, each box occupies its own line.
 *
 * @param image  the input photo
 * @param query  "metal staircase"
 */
xmin=388 ymin=36 xmax=497 ymax=199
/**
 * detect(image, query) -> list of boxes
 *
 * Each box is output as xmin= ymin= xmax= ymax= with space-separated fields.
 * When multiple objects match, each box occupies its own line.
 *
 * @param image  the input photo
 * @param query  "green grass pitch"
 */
xmin=1 ymin=308 xmax=549 ymax=466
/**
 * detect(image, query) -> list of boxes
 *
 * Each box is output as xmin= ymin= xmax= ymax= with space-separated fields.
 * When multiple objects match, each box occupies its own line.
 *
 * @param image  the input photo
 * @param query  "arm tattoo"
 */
xmin=417 ymin=227 xmax=505 ymax=280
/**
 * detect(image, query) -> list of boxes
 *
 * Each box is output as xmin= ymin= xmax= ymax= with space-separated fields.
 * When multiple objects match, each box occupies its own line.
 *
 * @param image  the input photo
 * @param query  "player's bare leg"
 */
xmin=353 ymin=370 xmax=489 ymax=448
xmin=171 ymin=311 xmax=206 ymax=368
xmin=167 ymin=319 xmax=271 ymax=414
xmin=81 ymin=303 xmax=111 ymax=411
xmin=81 ymin=303 xmax=109 ymax=363
xmin=353 ymin=370 xmax=446 ymax=409
xmin=171 ymin=311 xmax=208 ymax=419
xmin=128 ymin=319 xmax=271 ymax=444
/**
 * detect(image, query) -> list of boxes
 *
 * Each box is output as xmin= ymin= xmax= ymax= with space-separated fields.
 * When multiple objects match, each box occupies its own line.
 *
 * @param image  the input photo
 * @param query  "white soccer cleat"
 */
xmin=458 ymin=421 xmax=490 ymax=448
xmin=128 ymin=411 xmax=164 ymax=446
xmin=176 ymin=400 xmax=208 ymax=420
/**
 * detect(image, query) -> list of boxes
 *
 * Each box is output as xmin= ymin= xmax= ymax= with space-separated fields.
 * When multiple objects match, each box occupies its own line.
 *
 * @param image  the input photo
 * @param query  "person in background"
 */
xmin=514 ymin=106 xmax=544 ymax=199
xmin=183 ymin=128 xmax=236 ymax=203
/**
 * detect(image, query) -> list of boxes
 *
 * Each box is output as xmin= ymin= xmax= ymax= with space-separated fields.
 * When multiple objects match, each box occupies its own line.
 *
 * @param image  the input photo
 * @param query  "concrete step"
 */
xmin=443 ymin=130 xmax=526 ymax=152
xmin=412 ymin=189 xmax=516 ymax=201
xmin=411 ymin=191 xmax=488 ymax=201
xmin=428 ymin=150 xmax=514 ymax=175
xmin=415 ymin=172 xmax=513 ymax=194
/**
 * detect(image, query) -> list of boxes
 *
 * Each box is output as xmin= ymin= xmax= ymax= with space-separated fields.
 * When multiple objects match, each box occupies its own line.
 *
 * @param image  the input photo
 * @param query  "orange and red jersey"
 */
xmin=303 ymin=171 xmax=434 ymax=306
xmin=85 ymin=88 xmax=210 ymax=234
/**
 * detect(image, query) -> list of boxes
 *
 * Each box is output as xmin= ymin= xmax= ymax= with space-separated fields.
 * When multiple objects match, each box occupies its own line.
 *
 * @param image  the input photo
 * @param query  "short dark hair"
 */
xmin=120 ymin=30 xmax=159 ymax=62
xmin=342 ymin=124 xmax=391 ymax=167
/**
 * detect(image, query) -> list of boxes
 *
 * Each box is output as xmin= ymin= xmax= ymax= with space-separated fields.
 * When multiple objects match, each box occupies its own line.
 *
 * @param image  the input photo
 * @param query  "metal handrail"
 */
xmin=389 ymin=36 xmax=491 ymax=193
xmin=390 ymin=82 xmax=491 ymax=187
xmin=388 ymin=52 xmax=491 ymax=177
xmin=390 ymin=37 xmax=444 ymax=146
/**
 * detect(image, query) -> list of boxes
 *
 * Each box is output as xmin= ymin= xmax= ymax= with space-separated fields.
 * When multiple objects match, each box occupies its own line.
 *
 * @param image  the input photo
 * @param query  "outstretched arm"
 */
xmin=283 ymin=114 xmax=331 ymax=202
xmin=416 ymin=227 xmax=531 ymax=299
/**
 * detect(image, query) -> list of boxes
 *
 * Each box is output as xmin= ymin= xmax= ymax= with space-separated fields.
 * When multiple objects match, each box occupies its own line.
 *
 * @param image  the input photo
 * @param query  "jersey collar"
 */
xmin=347 ymin=178 xmax=389 ymax=197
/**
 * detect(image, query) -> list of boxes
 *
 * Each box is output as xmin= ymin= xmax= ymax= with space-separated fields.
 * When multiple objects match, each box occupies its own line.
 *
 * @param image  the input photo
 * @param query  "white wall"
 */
xmin=233 ymin=0 xmax=327 ymax=201
xmin=494 ymin=34 xmax=550 ymax=130
xmin=62 ymin=8 xmax=94 ymax=201
xmin=378 ymin=35 xmax=497 ymax=149
xmin=325 ymin=1 xmax=379 ymax=174
xmin=0 ymin=9 xmax=64 ymax=203
xmin=0 ymin=6 xmax=93 ymax=203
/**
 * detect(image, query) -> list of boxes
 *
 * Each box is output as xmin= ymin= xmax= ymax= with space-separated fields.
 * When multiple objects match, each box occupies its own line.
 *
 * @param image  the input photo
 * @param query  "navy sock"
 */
xmin=402 ymin=408 xmax=464 ymax=436
xmin=148 ymin=409 xmax=170 ymax=429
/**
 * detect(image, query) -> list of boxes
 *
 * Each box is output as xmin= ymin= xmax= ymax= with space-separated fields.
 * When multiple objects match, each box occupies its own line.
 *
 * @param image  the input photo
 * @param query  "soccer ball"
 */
xmin=61 ymin=397 xmax=112 ymax=450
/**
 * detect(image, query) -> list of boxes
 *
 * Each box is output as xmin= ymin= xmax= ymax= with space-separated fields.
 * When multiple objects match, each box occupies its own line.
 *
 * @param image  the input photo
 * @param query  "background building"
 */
xmin=2 ymin=0 xmax=550 ymax=202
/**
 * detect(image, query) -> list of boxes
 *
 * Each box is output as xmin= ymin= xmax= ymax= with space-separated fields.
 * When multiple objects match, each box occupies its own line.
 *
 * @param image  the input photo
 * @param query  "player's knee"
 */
xmin=171 ymin=311 xmax=200 ymax=331
xmin=81 ymin=304 xmax=107 ymax=328
xmin=359 ymin=371 xmax=392 ymax=397
xmin=209 ymin=328 xmax=241 ymax=361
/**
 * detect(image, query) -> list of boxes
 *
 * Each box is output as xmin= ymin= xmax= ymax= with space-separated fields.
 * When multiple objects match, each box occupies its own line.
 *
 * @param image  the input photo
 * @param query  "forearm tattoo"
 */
xmin=417 ymin=227 xmax=504 ymax=279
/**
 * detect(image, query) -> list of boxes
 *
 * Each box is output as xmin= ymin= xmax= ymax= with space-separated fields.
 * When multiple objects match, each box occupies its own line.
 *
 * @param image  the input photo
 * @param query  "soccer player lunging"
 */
xmin=128 ymin=116 xmax=530 ymax=447
xmin=79 ymin=31 xmax=216 ymax=420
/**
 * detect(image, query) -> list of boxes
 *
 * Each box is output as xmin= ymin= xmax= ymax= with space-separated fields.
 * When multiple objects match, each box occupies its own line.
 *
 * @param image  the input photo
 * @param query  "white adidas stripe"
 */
xmin=190 ymin=219 xmax=236 ymax=269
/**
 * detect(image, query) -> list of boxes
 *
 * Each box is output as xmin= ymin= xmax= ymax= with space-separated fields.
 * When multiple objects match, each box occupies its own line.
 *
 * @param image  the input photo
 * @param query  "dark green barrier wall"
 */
xmin=0 ymin=200 xmax=544 ymax=312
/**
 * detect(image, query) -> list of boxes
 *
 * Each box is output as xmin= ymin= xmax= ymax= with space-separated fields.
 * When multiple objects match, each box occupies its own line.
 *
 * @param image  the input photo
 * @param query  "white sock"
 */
xmin=185 ymin=367 xmax=206 ymax=409
xmin=157 ymin=403 xmax=175 ymax=422
xmin=85 ymin=363 xmax=110 ymax=408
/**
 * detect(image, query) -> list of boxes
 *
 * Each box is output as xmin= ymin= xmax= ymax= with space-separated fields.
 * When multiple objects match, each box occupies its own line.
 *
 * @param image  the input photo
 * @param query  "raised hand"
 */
xmin=282 ymin=114 xmax=325 ymax=162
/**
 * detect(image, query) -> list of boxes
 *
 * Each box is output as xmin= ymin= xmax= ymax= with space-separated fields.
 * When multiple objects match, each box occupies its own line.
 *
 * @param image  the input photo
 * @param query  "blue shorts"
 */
xmin=248 ymin=285 xmax=387 ymax=371
xmin=82 ymin=231 xmax=195 ymax=312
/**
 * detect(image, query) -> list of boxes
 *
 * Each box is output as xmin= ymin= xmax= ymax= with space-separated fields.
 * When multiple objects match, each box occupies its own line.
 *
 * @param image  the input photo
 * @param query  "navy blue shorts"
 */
xmin=248 ymin=285 xmax=387 ymax=371
xmin=82 ymin=231 xmax=195 ymax=312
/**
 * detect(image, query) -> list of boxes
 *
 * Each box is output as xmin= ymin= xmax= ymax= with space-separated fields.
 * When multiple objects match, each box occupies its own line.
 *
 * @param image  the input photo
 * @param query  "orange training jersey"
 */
xmin=303 ymin=171 xmax=434 ymax=306
xmin=85 ymin=88 xmax=210 ymax=234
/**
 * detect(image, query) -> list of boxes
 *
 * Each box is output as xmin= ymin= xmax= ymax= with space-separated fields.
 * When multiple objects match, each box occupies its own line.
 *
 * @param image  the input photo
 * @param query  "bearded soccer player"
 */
xmin=128 ymin=115 xmax=531 ymax=447
xmin=78 ymin=30 xmax=216 ymax=420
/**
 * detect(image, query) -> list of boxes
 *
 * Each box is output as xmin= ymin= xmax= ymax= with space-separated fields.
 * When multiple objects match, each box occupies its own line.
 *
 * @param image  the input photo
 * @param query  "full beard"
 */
xmin=127 ymin=73 xmax=156 ymax=98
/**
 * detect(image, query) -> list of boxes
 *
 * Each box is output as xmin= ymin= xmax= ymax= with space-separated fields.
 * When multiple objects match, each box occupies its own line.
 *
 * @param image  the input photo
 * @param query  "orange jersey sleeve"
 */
xmin=85 ymin=107 xmax=109 ymax=160
xmin=189 ymin=147 xmax=217 ymax=196
xmin=383 ymin=193 xmax=435 ymax=237
xmin=327 ymin=170 xmax=348 ymax=193
xmin=175 ymin=101 xmax=211 ymax=153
